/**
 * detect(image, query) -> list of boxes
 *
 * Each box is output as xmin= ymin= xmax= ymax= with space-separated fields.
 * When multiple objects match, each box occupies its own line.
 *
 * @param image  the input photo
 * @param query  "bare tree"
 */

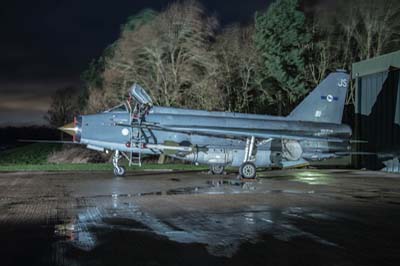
xmin=45 ymin=87 xmax=80 ymax=127
xmin=89 ymin=0 xmax=224 ymax=112
xmin=352 ymin=0 xmax=400 ymax=59
xmin=214 ymin=25 xmax=262 ymax=113
xmin=305 ymin=0 xmax=400 ymax=105
xmin=305 ymin=15 xmax=335 ymax=87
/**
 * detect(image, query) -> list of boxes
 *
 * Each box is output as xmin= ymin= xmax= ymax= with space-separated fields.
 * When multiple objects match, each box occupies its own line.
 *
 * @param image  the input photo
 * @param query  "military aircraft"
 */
xmin=59 ymin=71 xmax=351 ymax=178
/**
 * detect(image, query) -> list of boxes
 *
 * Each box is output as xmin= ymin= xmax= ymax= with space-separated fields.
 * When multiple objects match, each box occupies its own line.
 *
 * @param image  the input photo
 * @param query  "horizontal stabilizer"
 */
xmin=349 ymin=140 xmax=368 ymax=144
xmin=335 ymin=151 xmax=375 ymax=156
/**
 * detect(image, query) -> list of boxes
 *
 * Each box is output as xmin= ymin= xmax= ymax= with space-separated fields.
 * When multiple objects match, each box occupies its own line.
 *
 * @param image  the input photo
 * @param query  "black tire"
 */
xmin=114 ymin=166 xmax=126 ymax=177
xmin=210 ymin=165 xmax=225 ymax=175
xmin=239 ymin=162 xmax=256 ymax=179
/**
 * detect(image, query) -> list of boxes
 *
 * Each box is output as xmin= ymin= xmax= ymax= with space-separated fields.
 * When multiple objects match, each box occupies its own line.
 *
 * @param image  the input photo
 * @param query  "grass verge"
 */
xmin=0 ymin=143 xmax=208 ymax=172
xmin=0 ymin=143 xmax=61 ymax=164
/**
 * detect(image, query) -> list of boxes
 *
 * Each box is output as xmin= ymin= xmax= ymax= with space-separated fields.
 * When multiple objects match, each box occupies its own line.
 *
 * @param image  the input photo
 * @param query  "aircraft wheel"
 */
xmin=210 ymin=165 xmax=225 ymax=175
xmin=240 ymin=162 xmax=256 ymax=179
xmin=114 ymin=166 xmax=126 ymax=177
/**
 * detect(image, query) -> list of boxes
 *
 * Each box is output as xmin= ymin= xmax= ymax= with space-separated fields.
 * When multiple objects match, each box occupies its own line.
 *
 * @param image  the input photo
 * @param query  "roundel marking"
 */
xmin=326 ymin=94 xmax=334 ymax=102
xmin=121 ymin=128 xmax=130 ymax=136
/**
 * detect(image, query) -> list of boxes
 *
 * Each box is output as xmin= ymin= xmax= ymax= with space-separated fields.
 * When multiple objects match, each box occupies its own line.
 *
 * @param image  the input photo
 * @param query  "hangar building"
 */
xmin=352 ymin=50 xmax=400 ymax=171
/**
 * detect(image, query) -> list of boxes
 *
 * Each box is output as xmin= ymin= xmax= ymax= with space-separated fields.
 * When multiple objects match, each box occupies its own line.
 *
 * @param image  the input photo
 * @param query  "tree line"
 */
xmin=47 ymin=0 xmax=400 ymax=126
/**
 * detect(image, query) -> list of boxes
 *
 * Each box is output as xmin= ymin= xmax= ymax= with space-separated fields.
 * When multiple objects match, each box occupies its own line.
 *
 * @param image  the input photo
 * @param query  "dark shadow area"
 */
xmin=355 ymin=68 xmax=400 ymax=169
xmin=0 ymin=224 xmax=57 ymax=266
xmin=0 ymin=126 xmax=61 ymax=151
xmin=2 ymin=206 xmax=400 ymax=266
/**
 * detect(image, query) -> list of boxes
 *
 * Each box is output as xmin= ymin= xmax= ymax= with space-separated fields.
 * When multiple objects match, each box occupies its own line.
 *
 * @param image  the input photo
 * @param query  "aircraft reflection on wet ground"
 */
xmin=53 ymin=179 xmax=336 ymax=257
xmin=1 ymin=169 xmax=400 ymax=266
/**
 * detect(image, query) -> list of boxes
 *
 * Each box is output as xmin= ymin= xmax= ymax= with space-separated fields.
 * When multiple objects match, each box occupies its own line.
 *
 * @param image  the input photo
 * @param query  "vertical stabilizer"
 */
xmin=288 ymin=71 xmax=349 ymax=124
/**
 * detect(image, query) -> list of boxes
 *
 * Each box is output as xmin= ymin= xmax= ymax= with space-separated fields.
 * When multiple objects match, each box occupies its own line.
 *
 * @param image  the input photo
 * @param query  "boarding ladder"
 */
xmin=128 ymin=127 xmax=142 ymax=167
xmin=129 ymin=117 xmax=143 ymax=167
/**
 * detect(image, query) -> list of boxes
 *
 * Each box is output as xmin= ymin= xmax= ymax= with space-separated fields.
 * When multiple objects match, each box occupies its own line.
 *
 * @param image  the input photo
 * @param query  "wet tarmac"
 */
xmin=1 ymin=169 xmax=400 ymax=265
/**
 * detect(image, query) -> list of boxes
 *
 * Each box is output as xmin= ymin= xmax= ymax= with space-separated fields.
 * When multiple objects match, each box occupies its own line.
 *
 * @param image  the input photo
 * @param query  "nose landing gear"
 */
xmin=113 ymin=166 xmax=126 ymax=177
xmin=113 ymin=150 xmax=126 ymax=177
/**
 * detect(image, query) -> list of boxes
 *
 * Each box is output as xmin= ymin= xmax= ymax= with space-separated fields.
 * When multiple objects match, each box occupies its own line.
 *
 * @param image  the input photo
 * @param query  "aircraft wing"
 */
xmin=117 ymin=123 xmax=347 ymax=143
xmin=158 ymin=125 xmax=346 ymax=142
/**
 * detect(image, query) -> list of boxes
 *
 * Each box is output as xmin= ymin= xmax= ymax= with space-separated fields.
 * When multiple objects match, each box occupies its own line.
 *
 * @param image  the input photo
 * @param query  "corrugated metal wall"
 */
xmin=354 ymin=69 xmax=400 ymax=168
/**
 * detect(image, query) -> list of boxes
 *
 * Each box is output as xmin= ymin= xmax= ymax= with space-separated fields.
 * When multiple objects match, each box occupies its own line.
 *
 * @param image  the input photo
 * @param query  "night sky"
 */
xmin=0 ymin=0 xmax=270 ymax=126
xmin=0 ymin=0 xmax=268 ymax=126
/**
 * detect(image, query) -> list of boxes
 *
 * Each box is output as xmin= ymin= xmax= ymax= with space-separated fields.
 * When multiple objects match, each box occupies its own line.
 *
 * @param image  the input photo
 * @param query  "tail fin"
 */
xmin=288 ymin=71 xmax=349 ymax=124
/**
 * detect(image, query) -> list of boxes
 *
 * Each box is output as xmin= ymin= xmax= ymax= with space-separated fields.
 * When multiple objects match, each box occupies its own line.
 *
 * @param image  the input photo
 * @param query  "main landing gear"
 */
xmin=113 ymin=150 xmax=126 ymax=177
xmin=239 ymin=136 xmax=257 ymax=179
xmin=210 ymin=165 xmax=225 ymax=175
xmin=239 ymin=162 xmax=257 ymax=179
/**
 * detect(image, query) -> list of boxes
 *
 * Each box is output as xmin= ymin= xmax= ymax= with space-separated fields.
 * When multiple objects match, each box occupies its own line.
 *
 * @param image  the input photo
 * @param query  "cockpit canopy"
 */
xmin=104 ymin=103 xmax=129 ymax=113
xmin=104 ymin=84 xmax=153 ymax=118
xmin=129 ymin=84 xmax=152 ymax=106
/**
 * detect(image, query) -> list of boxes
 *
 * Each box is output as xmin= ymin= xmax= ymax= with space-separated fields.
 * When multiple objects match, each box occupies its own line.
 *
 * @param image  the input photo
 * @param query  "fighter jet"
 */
xmin=59 ymin=71 xmax=351 ymax=178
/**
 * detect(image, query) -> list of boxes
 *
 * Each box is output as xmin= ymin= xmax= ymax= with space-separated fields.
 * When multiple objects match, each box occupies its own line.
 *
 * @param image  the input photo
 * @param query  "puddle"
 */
xmin=54 ymin=201 xmax=344 ymax=258
xmin=386 ymin=200 xmax=400 ymax=205
xmin=13 ymin=194 xmax=399 ymax=265
xmin=290 ymin=171 xmax=333 ymax=185
xmin=166 ymin=187 xmax=201 ymax=195
xmin=4 ymin=213 xmax=399 ymax=266
xmin=207 ymin=180 xmax=243 ymax=187
xmin=102 ymin=217 xmax=151 ymax=229
xmin=352 ymin=194 xmax=380 ymax=200
xmin=91 ymin=179 xmax=263 ymax=198
xmin=137 ymin=191 xmax=162 ymax=196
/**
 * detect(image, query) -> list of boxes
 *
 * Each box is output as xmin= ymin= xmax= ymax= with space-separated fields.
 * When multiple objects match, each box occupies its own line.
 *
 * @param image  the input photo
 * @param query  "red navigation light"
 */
xmin=73 ymin=116 xmax=77 ymax=142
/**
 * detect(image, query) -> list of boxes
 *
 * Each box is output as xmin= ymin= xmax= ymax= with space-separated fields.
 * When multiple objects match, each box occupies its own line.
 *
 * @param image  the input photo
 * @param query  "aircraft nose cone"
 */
xmin=58 ymin=122 xmax=76 ymax=137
